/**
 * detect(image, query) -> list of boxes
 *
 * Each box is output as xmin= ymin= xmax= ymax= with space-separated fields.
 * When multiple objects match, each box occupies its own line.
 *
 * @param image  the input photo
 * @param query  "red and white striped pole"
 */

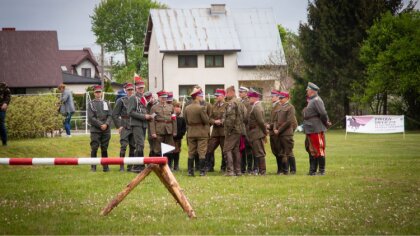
xmin=0 ymin=157 xmax=167 ymax=165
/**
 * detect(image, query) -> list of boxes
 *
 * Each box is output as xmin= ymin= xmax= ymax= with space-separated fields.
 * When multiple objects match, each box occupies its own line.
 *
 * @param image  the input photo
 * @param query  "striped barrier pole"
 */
xmin=0 ymin=157 xmax=167 ymax=165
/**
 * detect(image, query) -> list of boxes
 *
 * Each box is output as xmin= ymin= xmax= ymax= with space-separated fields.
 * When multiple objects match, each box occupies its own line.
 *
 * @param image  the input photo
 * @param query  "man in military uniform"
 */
xmin=205 ymin=89 xmax=228 ymax=172
xmin=88 ymin=85 xmax=113 ymax=172
xmin=274 ymin=91 xmax=297 ymax=175
xmin=166 ymin=91 xmax=174 ymax=105
xmin=303 ymin=82 xmax=331 ymax=175
xmin=0 ymin=82 xmax=11 ymax=146
xmin=145 ymin=91 xmax=157 ymax=157
xmin=222 ymin=86 xmax=246 ymax=176
xmin=266 ymin=90 xmax=283 ymax=174
xmin=173 ymin=101 xmax=187 ymax=171
xmin=183 ymin=88 xmax=209 ymax=176
xmin=112 ymin=83 xmax=135 ymax=172
xmin=128 ymin=81 xmax=153 ymax=173
xmin=238 ymin=86 xmax=254 ymax=174
xmin=246 ymin=89 xmax=268 ymax=175
xmin=150 ymin=90 xmax=177 ymax=168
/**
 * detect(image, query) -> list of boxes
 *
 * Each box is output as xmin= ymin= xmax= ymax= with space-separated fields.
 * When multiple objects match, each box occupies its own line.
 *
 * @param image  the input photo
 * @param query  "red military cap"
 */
xmin=124 ymin=83 xmax=134 ymax=90
xmin=135 ymin=80 xmax=145 ymax=88
xmin=214 ymin=88 xmax=226 ymax=97
xmin=157 ymin=90 xmax=168 ymax=98
xmin=278 ymin=91 xmax=290 ymax=98
xmin=93 ymin=85 xmax=102 ymax=92
xmin=167 ymin=91 xmax=174 ymax=101
xmin=247 ymin=88 xmax=261 ymax=98
xmin=271 ymin=89 xmax=280 ymax=97
xmin=144 ymin=91 xmax=153 ymax=100
xmin=190 ymin=88 xmax=203 ymax=97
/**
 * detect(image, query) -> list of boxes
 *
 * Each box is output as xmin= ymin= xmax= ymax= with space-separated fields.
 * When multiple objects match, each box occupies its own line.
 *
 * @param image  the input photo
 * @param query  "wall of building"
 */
xmin=148 ymin=27 xmax=163 ymax=92
xmin=76 ymin=60 xmax=96 ymax=78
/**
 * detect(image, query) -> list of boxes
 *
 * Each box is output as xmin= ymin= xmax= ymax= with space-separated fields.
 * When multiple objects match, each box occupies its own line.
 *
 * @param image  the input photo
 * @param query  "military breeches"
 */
xmin=120 ymin=128 xmax=135 ymax=151
xmin=223 ymin=133 xmax=240 ymax=153
xmin=153 ymin=134 xmax=175 ymax=155
xmin=174 ymin=139 xmax=182 ymax=153
xmin=207 ymin=136 xmax=225 ymax=154
xmin=132 ymin=126 xmax=146 ymax=154
xmin=279 ymin=135 xmax=294 ymax=157
xmin=187 ymin=137 xmax=208 ymax=159
xmin=250 ymin=138 xmax=266 ymax=158
xmin=269 ymin=134 xmax=280 ymax=156
xmin=90 ymin=131 xmax=111 ymax=152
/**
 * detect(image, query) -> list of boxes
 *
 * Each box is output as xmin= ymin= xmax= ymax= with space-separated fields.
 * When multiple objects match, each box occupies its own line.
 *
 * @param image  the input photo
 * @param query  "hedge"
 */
xmin=7 ymin=95 xmax=63 ymax=139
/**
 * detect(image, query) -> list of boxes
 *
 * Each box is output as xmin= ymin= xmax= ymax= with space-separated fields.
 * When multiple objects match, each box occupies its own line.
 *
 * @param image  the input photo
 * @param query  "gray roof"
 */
xmin=62 ymin=72 xmax=101 ymax=84
xmin=145 ymin=7 xmax=286 ymax=66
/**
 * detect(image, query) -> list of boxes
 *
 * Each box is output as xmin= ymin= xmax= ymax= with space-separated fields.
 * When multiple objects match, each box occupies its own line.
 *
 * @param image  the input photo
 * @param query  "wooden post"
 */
xmin=151 ymin=164 xmax=196 ymax=218
xmin=100 ymin=166 xmax=153 ymax=216
xmin=100 ymin=164 xmax=196 ymax=219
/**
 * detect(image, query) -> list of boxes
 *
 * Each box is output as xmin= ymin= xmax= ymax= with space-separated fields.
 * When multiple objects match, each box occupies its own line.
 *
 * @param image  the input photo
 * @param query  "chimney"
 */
xmin=210 ymin=4 xmax=226 ymax=15
xmin=2 ymin=27 xmax=16 ymax=31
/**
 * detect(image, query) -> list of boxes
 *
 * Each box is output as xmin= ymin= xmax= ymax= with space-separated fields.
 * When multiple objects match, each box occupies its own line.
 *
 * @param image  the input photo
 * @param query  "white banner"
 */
xmin=346 ymin=115 xmax=404 ymax=134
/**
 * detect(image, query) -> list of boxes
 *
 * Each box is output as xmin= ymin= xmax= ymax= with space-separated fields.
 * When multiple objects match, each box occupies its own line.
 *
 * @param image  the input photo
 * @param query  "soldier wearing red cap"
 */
xmin=222 ymin=86 xmax=247 ymax=176
xmin=127 ymin=81 xmax=153 ymax=173
xmin=88 ymin=85 xmax=113 ymax=172
xmin=274 ymin=91 xmax=298 ymax=175
xmin=166 ymin=91 xmax=174 ymax=104
xmin=150 ymin=90 xmax=177 ymax=167
xmin=144 ymin=91 xmax=157 ymax=157
xmin=266 ymin=89 xmax=283 ymax=174
xmin=112 ymin=83 xmax=135 ymax=171
xmin=246 ymin=89 xmax=268 ymax=175
xmin=183 ymin=88 xmax=210 ymax=176
xmin=205 ymin=88 xmax=228 ymax=172
xmin=238 ymin=86 xmax=255 ymax=174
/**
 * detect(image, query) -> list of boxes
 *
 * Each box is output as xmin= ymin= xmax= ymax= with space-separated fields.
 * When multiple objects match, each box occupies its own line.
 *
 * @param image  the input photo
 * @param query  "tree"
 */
xmin=359 ymin=11 xmax=420 ymax=127
xmin=91 ymin=0 xmax=165 ymax=67
xmin=298 ymin=0 xmax=408 ymax=124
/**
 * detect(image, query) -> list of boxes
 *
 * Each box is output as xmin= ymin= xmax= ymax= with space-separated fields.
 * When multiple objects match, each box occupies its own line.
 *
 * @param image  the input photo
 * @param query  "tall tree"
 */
xmin=359 ymin=11 xmax=420 ymax=127
xmin=299 ymin=0 xmax=407 ymax=123
xmin=91 ymin=0 xmax=165 ymax=66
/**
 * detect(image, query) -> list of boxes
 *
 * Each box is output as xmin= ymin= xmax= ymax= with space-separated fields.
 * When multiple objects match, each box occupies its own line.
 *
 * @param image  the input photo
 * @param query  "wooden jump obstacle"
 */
xmin=0 ymin=157 xmax=196 ymax=219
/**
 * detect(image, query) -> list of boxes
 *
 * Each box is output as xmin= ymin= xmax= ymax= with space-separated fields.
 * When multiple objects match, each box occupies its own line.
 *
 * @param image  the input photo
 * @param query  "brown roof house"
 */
xmin=0 ymin=28 xmax=63 ymax=94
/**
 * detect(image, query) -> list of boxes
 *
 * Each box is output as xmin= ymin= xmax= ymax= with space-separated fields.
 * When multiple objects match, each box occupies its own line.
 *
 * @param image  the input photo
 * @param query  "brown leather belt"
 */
xmin=156 ymin=120 xmax=172 ymax=123
xmin=188 ymin=123 xmax=204 ymax=126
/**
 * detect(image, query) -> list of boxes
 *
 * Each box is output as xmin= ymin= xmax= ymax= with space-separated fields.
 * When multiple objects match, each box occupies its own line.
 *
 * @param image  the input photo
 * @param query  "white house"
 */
xmin=144 ymin=4 xmax=287 ymax=100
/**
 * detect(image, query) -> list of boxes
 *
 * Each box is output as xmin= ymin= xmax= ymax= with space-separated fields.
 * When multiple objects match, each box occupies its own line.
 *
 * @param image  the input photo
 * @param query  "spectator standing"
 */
xmin=0 ymin=82 xmax=11 ymax=146
xmin=58 ymin=84 xmax=75 ymax=137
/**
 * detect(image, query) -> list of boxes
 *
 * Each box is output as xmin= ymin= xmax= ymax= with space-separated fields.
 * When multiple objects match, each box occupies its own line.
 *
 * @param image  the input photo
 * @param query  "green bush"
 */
xmin=7 ymin=95 xmax=63 ymax=139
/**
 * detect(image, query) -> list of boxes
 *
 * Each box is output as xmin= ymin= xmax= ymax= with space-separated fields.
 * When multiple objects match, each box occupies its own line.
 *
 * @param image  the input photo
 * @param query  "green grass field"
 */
xmin=0 ymin=130 xmax=419 ymax=235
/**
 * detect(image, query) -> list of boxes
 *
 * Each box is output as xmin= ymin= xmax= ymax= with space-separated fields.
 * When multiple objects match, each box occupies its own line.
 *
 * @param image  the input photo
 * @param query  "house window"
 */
xmin=178 ymin=55 xmax=197 ymax=68
xmin=61 ymin=66 xmax=67 ymax=71
xmin=179 ymin=85 xmax=195 ymax=102
xmin=81 ymin=68 xmax=91 ymax=77
xmin=205 ymin=55 xmax=224 ymax=68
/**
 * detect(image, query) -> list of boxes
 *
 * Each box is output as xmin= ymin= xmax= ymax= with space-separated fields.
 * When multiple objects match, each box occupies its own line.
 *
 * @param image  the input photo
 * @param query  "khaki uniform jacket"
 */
xmin=112 ymin=96 xmax=130 ymax=129
xmin=209 ymin=101 xmax=228 ymax=137
xmin=88 ymin=99 xmax=113 ymax=132
xmin=246 ymin=101 xmax=267 ymax=142
xmin=147 ymin=100 xmax=158 ymax=136
xmin=184 ymin=100 xmax=210 ymax=138
xmin=268 ymin=101 xmax=281 ymax=135
xmin=303 ymin=95 xmax=329 ymax=134
xmin=223 ymin=97 xmax=246 ymax=136
xmin=150 ymin=103 xmax=177 ymax=135
xmin=274 ymin=102 xmax=297 ymax=136
xmin=127 ymin=93 xmax=148 ymax=128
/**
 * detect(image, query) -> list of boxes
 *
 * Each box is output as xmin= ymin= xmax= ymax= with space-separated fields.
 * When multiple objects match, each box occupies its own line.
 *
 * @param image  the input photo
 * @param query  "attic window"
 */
xmin=82 ymin=68 xmax=91 ymax=77
xmin=61 ymin=66 xmax=67 ymax=71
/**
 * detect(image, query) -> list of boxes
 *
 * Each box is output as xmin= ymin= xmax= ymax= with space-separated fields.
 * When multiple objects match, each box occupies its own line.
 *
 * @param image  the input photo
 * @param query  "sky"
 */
xmin=0 ymin=0 xmax=417 ymax=62
xmin=0 ymin=0 xmax=308 ymax=61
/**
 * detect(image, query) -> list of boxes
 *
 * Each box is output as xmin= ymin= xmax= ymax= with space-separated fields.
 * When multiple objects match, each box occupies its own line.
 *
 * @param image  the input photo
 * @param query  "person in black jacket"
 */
xmin=172 ymin=101 xmax=186 ymax=171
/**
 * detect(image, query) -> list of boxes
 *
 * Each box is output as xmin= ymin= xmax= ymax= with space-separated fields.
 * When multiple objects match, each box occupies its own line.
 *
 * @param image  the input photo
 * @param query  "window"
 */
xmin=179 ymin=85 xmax=195 ymax=102
xmin=81 ymin=68 xmax=91 ymax=77
xmin=61 ymin=66 xmax=67 ymax=71
xmin=178 ymin=55 xmax=197 ymax=68
xmin=205 ymin=55 xmax=224 ymax=68
xmin=205 ymin=84 xmax=224 ymax=96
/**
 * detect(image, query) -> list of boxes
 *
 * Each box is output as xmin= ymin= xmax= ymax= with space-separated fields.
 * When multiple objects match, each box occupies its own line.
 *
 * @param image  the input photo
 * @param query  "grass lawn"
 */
xmin=0 ymin=130 xmax=419 ymax=235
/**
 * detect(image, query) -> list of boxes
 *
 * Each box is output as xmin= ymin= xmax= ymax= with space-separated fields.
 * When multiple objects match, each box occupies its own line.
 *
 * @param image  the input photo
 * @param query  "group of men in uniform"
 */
xmin=87 ymin=80 xmax=330 ymax=177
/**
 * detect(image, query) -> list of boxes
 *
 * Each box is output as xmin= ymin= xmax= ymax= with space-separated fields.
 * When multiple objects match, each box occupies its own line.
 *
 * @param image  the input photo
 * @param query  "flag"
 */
xmin=161 ymin=143 xmax=175 ymax=156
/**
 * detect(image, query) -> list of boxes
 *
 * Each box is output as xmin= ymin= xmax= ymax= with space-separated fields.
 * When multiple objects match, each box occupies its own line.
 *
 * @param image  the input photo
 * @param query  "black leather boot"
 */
xmin=119 ymin=150 xmax=125 ymax=172
xmin=188 ymin=158 xmax=195 ymax=177
xmin=102 ymin=150 xmax=109 ymax=172
xmin=318 ymin=156 xmax=325 ymax=175
xmin=209 ymin=152 xmax=215 ymax=172
xmin=241 ymin=150 xmax=247 ymax=173
xmin=275 ymin=155 xmax=282 ymax=174
xmin=194 ymin=155 xmax=199 ymax=171
xmin=220 ymin=153 xmax=227 ymax=172
xmin=90 ymin=150 xmax=97 ymax=172
xmin=246 ymin=150 xmax=253 ymax=174
xmin=173 ymin=153 xmax=180 ymax=171
xmin=258 ymin=156 xmax=266 ymax=175
xmin=308 ymin=156 xmax=316 ymax=176
xmin=167 ymin=153 xmax=173 ymax=170
xmin=288 ymin=156 xmax=296 ymax=174
xmin=199 ymin=159 xmax=206 ymax=176
xmin=253 ymin=156 xmax=259 ymax=175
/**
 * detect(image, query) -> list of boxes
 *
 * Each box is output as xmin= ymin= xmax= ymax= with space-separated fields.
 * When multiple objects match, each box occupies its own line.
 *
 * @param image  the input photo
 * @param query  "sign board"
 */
xmin=346 ymin=115 xmax=404 ymax=134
